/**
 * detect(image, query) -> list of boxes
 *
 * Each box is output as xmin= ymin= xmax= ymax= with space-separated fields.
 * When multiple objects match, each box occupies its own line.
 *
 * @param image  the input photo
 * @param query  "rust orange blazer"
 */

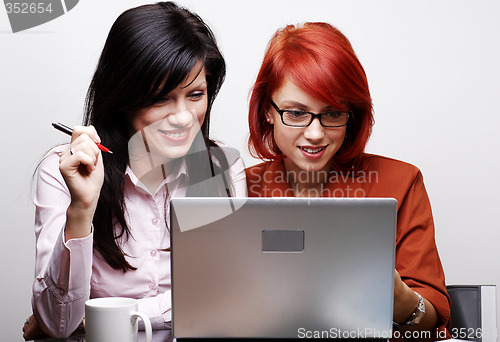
xmin=246 ymin=153 xmax=451 ymax=338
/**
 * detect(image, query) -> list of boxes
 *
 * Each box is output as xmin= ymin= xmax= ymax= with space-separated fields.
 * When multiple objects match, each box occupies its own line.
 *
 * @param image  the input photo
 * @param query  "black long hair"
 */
xmin=83 ymin=2 xmax=230 ymax=271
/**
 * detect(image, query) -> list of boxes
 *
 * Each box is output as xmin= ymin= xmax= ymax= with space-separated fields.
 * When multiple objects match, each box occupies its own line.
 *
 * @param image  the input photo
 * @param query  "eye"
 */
xmin=285 ymin=110 xmax=308 ymax=118
xmin=153 ymin=96 xmax=170 ymax=106
xmin=324 ymin=112 xmax=343 ymax=119
xmin=188 ymin=91 xmax=206 ymax=101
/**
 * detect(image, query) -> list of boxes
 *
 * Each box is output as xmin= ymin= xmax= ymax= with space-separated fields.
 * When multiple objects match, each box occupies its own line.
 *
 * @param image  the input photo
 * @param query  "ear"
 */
xmin=264 ymin=111 xmax=274 ymax=124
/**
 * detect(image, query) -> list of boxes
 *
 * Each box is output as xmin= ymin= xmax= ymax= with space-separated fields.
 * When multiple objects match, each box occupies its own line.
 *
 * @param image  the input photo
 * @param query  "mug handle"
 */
xmin=130 ymin=311 xmax=152 ymax=342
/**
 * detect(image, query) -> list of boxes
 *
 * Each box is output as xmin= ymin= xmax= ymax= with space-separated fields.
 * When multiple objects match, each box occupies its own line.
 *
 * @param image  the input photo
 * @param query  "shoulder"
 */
xmin=361 ymin=153 xmax=422 ymax=180
xmin=362 ymin=153 xmax=419 ymax=170
xmin=209 ymin=142 xmax=244 ymax=171
xmin=245 ymin=160 xmax=281 ymax=197
xmin=215 ymin=143 xmax=242 ymax=166
xmin=357 ymin=154 xmax=428 ymax=202
xmin=245 ymin=160 xmax=276 ymax=181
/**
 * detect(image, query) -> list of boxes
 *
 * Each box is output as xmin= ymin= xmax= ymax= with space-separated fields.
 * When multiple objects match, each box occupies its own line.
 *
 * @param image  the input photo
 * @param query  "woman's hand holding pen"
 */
xmin=59 ymin=125 xmax=104 ymax=241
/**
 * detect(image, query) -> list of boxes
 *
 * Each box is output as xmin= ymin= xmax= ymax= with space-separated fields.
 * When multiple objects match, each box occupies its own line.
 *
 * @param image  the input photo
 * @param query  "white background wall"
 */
xmin=1 ymin=0 xmax=499 ymax=340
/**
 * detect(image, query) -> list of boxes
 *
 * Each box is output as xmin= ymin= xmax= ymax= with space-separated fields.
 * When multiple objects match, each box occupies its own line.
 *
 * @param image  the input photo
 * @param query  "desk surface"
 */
xmin=29 ymin=331 xmax=470 ymax=342
xmin=30 ymin=329 xmax=173 ymax=342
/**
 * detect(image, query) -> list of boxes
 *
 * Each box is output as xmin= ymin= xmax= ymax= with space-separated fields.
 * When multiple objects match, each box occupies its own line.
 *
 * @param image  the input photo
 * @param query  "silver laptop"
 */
xmin=170 ymin=197 xmax=397 ymax=339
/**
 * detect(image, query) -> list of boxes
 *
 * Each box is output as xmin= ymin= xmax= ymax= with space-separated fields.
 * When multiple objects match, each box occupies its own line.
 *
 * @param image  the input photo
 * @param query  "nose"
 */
xmin=167 ymin=102 xmax=193 ymax=127
xmin=303 ymin=117 xmax=324 ymax=141
xmin=168 ymin=110 xmax=192 ymax=126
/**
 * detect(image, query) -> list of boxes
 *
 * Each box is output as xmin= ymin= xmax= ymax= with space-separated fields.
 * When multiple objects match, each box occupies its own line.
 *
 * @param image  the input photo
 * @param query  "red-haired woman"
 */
xmin=246 ymin=22 xmax=450 ymax=340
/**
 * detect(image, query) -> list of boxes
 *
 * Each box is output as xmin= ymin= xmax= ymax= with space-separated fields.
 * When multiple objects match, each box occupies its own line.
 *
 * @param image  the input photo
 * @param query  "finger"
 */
xmin=61 ymin=136 xmax=100 ymax=167
xmin=60 ymin=144 xmax=100 ymax=174
xmin=72 ymin=151 xmax=97 ymax=173
xmin=73 ymin=138 xmax=100 ymax=160
xmin=71 ymin=125 xmax=101 ymax=144
xmin=73 ymin=134 xmax=100 ymax=156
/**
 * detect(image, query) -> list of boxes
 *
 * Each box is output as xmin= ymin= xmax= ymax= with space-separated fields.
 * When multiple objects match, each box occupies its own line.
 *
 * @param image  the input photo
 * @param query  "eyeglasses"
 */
xmin=270 ymin=100 xmax=350 ymax=128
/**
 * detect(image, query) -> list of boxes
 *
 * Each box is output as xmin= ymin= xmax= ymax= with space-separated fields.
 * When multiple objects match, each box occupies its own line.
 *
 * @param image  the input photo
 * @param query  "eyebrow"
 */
xmin=280 ymin=100 xmax=307 ymax=110
xmin=187 ymin=81 xmax=208 ymax=90
xmin=280 ymin=100 xmax=336 ymax=112
xmin=171 ymin=81 xmax=207 ymax=96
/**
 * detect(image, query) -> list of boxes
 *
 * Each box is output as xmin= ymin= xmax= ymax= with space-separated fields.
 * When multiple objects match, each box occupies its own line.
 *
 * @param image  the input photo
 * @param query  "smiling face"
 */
xmin=129 ymin=64 xmax=208 ymax=167
xmin=267 ymin=77 xmax=347 ymax=174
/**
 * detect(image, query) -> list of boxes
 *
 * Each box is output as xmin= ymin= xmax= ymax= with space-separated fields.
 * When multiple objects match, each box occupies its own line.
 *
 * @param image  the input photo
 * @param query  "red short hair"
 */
xmin=248 ymin=22 xmax=374 ymax=170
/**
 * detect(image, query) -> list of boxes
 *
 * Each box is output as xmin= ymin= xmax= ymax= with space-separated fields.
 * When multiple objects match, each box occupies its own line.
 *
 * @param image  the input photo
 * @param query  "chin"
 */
xmin=292 ymin=161 xmax=325 ymax=173
xmin=165 ymin=148 xmax=191 ymax=160
xmin=150 ymin=144 xmax=189 ymax=161
xmin=305 ymin=155 xmax=336 ymax=172
xmin=304 ymin=165 xmax=329 ymax=173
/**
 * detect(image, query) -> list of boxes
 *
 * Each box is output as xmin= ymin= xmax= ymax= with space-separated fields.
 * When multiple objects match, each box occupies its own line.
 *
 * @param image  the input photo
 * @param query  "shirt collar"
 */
xmin=125 ymin=158 xmax=188 ymax=195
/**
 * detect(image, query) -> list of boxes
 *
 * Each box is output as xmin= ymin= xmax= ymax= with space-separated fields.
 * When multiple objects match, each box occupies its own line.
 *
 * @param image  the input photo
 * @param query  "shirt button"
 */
xmin=152 ymin=218 xmax=159 ymax=225
xmin=150 ymin=250 xmax=157 ymax=257
xmin=59 ymin=289 xmax=65 ymax=296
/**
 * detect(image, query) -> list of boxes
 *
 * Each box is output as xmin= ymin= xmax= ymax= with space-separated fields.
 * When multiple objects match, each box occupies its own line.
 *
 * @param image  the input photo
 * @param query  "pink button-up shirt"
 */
xmin=32 ymin=145 xmax=247 ymax=337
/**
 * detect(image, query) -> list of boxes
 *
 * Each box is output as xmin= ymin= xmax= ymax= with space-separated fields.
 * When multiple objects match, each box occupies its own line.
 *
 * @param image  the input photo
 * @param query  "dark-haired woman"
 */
xmin=27 ymin=2 xmax=246 ymax=338
xmin=246 ymin=22 xmax=450 ymax=340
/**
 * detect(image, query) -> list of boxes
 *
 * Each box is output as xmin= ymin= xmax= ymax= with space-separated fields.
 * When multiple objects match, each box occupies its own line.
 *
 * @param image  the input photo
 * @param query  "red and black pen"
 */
xmin=52 ymin=122 xmax=113 ymax=154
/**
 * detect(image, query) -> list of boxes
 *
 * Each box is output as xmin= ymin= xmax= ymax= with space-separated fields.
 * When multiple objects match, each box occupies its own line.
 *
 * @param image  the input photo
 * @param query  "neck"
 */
xmin=284 ymin=162 xmax=331 ymax=198
xmin=135 ymin=164 xmax=167 ymax=194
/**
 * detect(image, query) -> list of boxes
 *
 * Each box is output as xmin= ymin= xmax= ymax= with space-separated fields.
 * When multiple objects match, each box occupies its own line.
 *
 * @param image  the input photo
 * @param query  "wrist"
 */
xmin=65 ymin=204 xmax=95 ymax=240
xmin=394 ymin=291 xmax=426 ymax=327
xmin=67 ymin=200 xmax=97 ymax=219
xmin=393 ymin=283 xmax=419 ymax=323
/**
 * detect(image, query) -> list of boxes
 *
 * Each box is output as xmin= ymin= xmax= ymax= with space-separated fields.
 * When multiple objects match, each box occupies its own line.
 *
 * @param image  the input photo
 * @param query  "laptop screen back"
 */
xmin=170 ymin=197 xmax=396 ymax=339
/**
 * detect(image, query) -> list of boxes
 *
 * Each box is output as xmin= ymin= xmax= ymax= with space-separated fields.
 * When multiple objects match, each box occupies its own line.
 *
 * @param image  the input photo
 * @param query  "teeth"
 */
xmin=167 ymin=131 xmax=187 ymax=138
xmin=300 ymin=146 xmax=325 ymax=154
xmin=159 ymin=130 xmax=188 ymax=138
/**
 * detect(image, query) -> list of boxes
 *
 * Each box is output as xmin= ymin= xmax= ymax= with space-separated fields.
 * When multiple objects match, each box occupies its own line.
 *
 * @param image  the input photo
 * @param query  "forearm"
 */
xmin=393 ymin=170 xmax=451 ymax=337
xmin=393 ymin=283 xmax=439 ymax=333
xmin=32 ymin=146 xmax=98 ymax=337
xmin=33 ymin=229 xmax=93 ymax=337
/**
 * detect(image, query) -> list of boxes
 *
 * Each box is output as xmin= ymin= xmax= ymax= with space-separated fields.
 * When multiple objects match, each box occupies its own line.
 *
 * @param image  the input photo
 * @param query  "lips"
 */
xmin=158 ymin=127 xmax=191 ymax=143
xmin=299 ymin=146 xmax=325 ymax=153
xmin=159 ymin=129 xmax=188 ymax=138
xmin=299 ymin=145 xmax=327 ymax=160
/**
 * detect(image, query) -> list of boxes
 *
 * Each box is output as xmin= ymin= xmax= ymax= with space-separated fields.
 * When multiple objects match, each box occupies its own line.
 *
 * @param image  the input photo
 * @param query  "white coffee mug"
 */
xmin=85 ymin=297 xmax=152 ymax=342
